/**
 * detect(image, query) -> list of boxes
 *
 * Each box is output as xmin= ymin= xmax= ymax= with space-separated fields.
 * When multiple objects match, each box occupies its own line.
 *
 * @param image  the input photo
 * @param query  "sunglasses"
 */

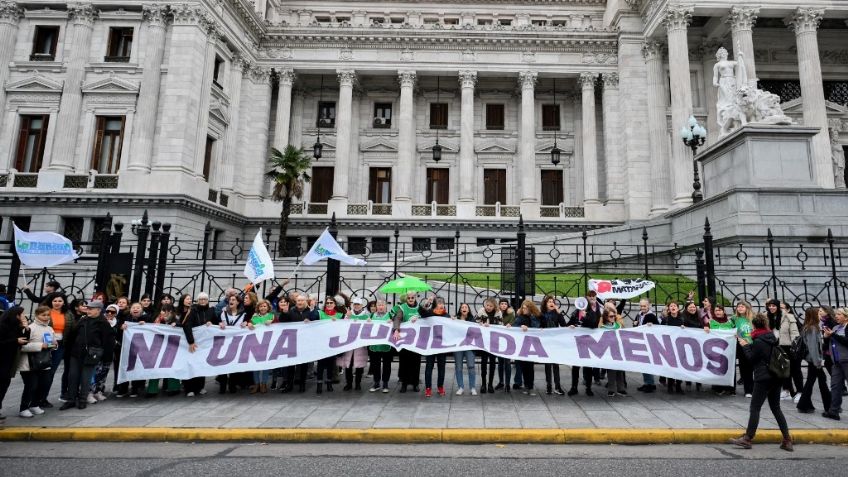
xmin=106 ymin=310 xmax=117 ymax=314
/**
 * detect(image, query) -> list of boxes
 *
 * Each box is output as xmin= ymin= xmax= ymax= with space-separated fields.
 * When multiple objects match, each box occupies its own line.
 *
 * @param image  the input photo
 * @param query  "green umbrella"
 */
xmin=379 ymin=276 xmax=432 ymax=294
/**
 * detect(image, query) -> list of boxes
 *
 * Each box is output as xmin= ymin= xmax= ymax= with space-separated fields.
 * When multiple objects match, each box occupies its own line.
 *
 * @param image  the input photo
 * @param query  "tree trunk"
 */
xmin=280 ymin=195 xmax=292 ymax=255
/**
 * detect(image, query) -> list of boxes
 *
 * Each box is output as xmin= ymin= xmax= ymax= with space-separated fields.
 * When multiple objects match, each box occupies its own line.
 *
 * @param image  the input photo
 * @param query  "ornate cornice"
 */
xmin=641 ymin=40 xmax=664 ymax=61
xmin=578 ymin=72 xmax=597 ymax=89
xmin=602 ymin=72 xmax=619 ymax=89
xmin=0 ymin=0 xmax=23 ymax=25
xmin=624 ymin=0 xmax=642 ymax=11
xmin=662 ymin=4 xmax=692 ymax=32
xmin=726 ymin=6 xmax=759 ymax=32
xmin=458 ymin=70 xmax=477 ymax=89
xmin=337 ymin=69 xmax=356 ymax=87
xmin=786 ymin=7 xmax=825 ymax=35
xmin=142 ymin=3 xmax=169 ymax=28
xmin=277 ymin=68 xmax=295 ymax=86
xmin=67 ymin=2 xmax=97 ymax=27
xmin=518 ymin=71 xmax=537 ymax=90
xmin=398 ymin=70 xmax=416 ymax=89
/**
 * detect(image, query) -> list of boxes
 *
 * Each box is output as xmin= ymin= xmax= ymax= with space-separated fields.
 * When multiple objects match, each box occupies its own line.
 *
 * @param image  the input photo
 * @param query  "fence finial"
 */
xmin=642 ymin=226 xmax=648 ymax=242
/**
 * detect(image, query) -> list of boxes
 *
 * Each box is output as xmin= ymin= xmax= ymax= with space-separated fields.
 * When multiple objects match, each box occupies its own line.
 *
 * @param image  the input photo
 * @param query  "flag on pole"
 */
xmin=13 ymin=224 xmax=79 ymax=268
xmin=244 ymin=229 xmax=275 ymax=284
xmin=303 ymin=228 xmax=367 ymax=266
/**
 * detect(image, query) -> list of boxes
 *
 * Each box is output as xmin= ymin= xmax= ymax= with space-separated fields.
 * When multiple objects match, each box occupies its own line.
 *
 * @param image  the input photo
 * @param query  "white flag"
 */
xmin=13 ymin=224 xmax=79 ymax=268
xmin=303 ymin=228 xmax=367 ymax=266
xmin=244 ymin=229 xmax=275 ymax=284
xmin=589 ymin=278 xmax=655 ymax=300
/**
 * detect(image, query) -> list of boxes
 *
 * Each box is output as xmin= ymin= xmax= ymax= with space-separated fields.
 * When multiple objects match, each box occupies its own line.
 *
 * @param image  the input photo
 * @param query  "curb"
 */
xmin=1 ymin=427 xmax=848 ymax=444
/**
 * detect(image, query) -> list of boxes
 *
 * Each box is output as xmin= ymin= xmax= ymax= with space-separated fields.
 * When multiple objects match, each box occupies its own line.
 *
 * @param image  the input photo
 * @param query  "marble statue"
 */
xmin=831 ymin=122 xmax=846 ymax=189
xmin=713 ymin=46 xmax=793 ymax=137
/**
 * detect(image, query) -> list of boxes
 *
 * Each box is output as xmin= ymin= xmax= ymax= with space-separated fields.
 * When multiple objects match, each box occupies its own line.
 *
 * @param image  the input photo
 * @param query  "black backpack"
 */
xmin=768 ymin=344 xmax=791 ymax=379
xmin=790 ymin=335 xmax=807 ymax=361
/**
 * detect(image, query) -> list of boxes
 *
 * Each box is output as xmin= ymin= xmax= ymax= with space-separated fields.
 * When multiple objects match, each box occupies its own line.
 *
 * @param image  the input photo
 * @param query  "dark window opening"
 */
xmin=369 ymin=167 xmax=392 ymax=204
xmin=31 ymin=26 xmax=59 ymax=61
xmin=202 ymin=136 xmax=215 ymax=181
xmin=373 ymin=102 xmax=392 ymax=128
xmin=91 ymin=116 xmax=125 ymax=174
xmin=541 ymin=170 xmax=564 ymax=205
xmin=348 ymin=237 xmax=367 ymax=255
xmin=212 ymin=56 xmax=225 ymax=88
xmin=483 ymin=169 xmax=506 ymax=205
xmin=430 ymin=103 xmax=448 ymax=129
xmin=412 ymin=238 xmax=431 ymax=252
xmin=426 ymin=168 xmax=449 ymax=204
xmin=486 ymin=104 xmax=505 ymax=130
xmin=317 ymin=101 xmax=336 ymax=127
xmin=105 ymin=27 xmax=133 ymax=62
xmin=542 ymin=104 xmax=561 ymax=131
xmin=15 ymin=115 xmax=49 ymax=173
xmin=310 ymin=167 xmax=334 ymax=203
xmin=372 ymin=237 xmax=390 ymax=254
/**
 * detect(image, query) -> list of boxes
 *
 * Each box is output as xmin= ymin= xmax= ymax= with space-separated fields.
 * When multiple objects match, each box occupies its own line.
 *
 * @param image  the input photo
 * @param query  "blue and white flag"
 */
xmin=244 ymin=229 xmax=275 ymax=284
xmin=13 ymin=224 xmax=79 ymax=268
xmin=303 ymin=228 xmax=366 ymax=266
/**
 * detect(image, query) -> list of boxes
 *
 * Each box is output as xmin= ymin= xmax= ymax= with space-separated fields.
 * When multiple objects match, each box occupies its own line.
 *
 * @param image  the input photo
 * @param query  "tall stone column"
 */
xmin=457 ymin=70 xmax=477 ymax=218
xmin=727 ymin=6 xmax=759 ymax=83
xmin=664 ymin=5 xmax=694 ymax=206
xmin=602 ymin=73 xmax=623 ymax=206
xmin=328 ymin=69 xmax=355 ymax=216
xmin=643 ymin=41 xmax=672 ymax=215
xmin=272 ymin=69 xmax=295 ymax=151
xmin=579 ymin=72 xmax=599 ymax=206
xmin=700 ymin=39 xmax=722 ymax=145
xmin=0 ymin=1 xmax=22 ymax=141
xmin=243 ymin=66 xmax=273 ymax=200
xmin=193 ymin=21 xmax=218 ymax=179
xmin=518 ymin=71 xmax=539 ymax=218
xmin=572 ymin=92 xmax=583 ymax=205
xmin=394 ymin=70 xmax=416 ymax=217
xmin=233 ymin=58 xmax=254 ymax=198
xmin=289 ymin=89 xmax=304 ymax=149
xmin=48 ymin=2 xmax=97 ymax=171
xmin=219 ymin=55 xmax=245 ymax=195
xmin=127 ymin=3 xmax=169 ymax=172
xmin=788 ymin=8 xmax=834 ymax=189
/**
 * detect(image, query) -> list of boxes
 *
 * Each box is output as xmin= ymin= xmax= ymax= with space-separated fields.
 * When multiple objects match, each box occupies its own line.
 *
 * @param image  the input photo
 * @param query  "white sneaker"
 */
xmin=94 ymin=392 xmax=107 ymax=402
xmin=780 ymin=390 xmax=791 ymax=400
xmin=794 ymin=394 xmax=802 ymax=404
xmin=745 ymin=393 xmax=752 ymax=398
xmin=19 ymin=409 xmax=34 ymax=418
xmin=369 ymin=384 xmax=381 ymax=392
xmin=86 ymin=394 xmax=97 ymax=404
xmin=456 ymin=387 xmax=464 ymax=396
xmin=198 ymin=389 xmax=207 ymax=395
xmin=58 ymin=397 xmax=68 ymax=403
xmin=28 ymin=406 xmax=44 ymax=415
xmin=471 ymin=388 xmax=478 ymax=396
xmin=186 ymin=392 xmax=195 ymax=397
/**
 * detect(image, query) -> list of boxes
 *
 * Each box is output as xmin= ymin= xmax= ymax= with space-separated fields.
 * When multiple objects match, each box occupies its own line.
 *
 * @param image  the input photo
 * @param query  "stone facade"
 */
xmin=0 ymin=0 xmax=847 ymax=245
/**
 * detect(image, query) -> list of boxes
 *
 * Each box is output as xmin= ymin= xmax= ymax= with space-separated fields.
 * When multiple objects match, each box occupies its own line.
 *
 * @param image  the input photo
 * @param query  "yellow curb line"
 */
xmin=1 ymin=427 xmax=848 ymax=444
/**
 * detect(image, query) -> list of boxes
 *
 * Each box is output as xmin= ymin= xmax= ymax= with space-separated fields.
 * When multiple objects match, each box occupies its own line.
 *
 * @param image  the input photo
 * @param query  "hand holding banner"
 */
xmin=13 ymin=224 xmax=79 ymax=268
xmin=589 ymin=278 xmax=655 ymax=300
xmin=244 ymin=229 xmax=275 ymax=284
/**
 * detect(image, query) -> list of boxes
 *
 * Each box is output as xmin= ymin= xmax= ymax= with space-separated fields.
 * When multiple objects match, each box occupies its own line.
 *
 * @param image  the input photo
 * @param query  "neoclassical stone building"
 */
xmin=0 ymin=0 xmax=846 ymax=247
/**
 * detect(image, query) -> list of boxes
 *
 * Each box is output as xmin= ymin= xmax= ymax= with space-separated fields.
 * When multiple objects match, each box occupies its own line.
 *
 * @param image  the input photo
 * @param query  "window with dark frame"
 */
xmin=310 ymin=167 xmax=334 ymax=203
xmin=317 ymin=101 xmax=336 ymax=127
xmin=202 ymin=136 xmax=215 ymax=181
xmin=31 ymin=25 xmax=59 ymax=61
xmin=436 ymin=237 xmax=454 ymax=250
xmin=426 ymin=168 xmax=449 ymax=204
xmin=282 ymin=237 xmax=301 ymax=257
xmin=105 ymin=27 xmax=133 ymax=62
xmin=542 ymin=104 xmax=561 ymax=131
xmin=62 ymin=217 xmax=84 ymax=244
xmin=476 ymin=238 xmax=496 ymax=247
xmin=541 ymin=169 xmax=564 ymax=205
xmin=373 ymin=102 xmax=392 ymax=128
xmin=212 ymin=55 xmax=224 ymax=88
xmin=483 ymin=169 xmax=506 ymax=205
xmin=412 ymin=237 xmax=431 ymax=252
xmin=371 ymin=237 xmax=390 ymax=254
xmin=210 ymin=229 xmax=221 ymax=260
xmin=90 ymin=217 xmax=108 ymax=253
xmin=15 ymin=115 xmax=49 ymax=173
xmin=91 ymin=116 xmax=125 ymax=174
xmin=485 ymin=104 xmax=505 ymax=130
xmin=369 ymin=167 xmax=392 ymax=204
xmin=347 ymin=237 xmax=367 ymax=255
xmin=429 ymin=103 xmax=448 ymax=129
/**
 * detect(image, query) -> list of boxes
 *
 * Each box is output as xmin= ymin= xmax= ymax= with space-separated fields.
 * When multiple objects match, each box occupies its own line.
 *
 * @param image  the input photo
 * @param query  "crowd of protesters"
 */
xmin=2 ymin=280 xmax=848 ymax=451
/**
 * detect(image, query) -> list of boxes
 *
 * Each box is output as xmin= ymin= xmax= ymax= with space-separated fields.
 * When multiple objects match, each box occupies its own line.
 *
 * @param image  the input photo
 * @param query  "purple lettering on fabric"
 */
xmin=394 ymin=328 xmax=416 ymax=346
xmin=268 ymin=329 xmax=298 ymax=360
xmin=646 ymin=333 xmax=678 ymax=368
xmin=329 ymin=323 xmax=360 ymax=348
xmin=431 ymin=325 xmax=456 ymax=350
xmin=360 ymin=323 xmax=390 ymax=341
xmin=575 ymin=331 xmax=622 ymax=361
xmin=619 ymin=330 xmax=651 ymax=364
xmin=675 ymin=337 xmax=703 ymax=371
xmin=415 ymin=326 xmax=431 ymax=350
xmin=239 ymin=330 xmax=273 ymax=363
xmin=460 ymin=327 xmax=484 ymax=348
xmin=157 ymin=335 xmax=181 ymax=368
xmin=702 ymin=338 xmax=730 ymax=375
xmin=126 ymin=333 xmax=164 ymax=371
xmin=207 ymin=335 xmax=242 ymax=366
xmin=489 ymin=331 xmax=516 ymax=355
xmin=518 ymin=336 xmax=549 ymax=358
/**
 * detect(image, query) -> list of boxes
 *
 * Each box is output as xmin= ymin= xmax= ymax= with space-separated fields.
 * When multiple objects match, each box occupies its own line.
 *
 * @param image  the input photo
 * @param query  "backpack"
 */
xmin=768 ymin=344 xmax=791 ymax=379
xmin=789 ymin=334 xmax=807 ymax=361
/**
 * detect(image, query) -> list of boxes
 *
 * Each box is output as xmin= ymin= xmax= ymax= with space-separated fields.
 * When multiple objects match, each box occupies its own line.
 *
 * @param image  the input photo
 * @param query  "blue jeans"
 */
xmin=642 ymin=373 xmax=655 ymax=385
xmin=425 ymin=354 xmax=446 ymax=389
xmin=513 ymin=361 xmax=523 ymax=387
xmin=253 ymin=369 xmax=270 ymax=385
xmin=453 ymin=350 xmax=476 ymax=389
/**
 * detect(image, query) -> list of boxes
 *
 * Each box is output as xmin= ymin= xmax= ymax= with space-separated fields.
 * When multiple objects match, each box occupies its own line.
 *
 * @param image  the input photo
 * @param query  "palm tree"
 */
xmin=266 ymin=145 xmax=312 ymax=248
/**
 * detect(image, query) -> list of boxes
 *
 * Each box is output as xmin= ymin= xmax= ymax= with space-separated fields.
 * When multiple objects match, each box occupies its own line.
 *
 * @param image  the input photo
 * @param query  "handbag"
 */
xmin=80 ymin=317 xmax=105 ymax=365
xmin=28 ymin=350 xmax=52 ymax=371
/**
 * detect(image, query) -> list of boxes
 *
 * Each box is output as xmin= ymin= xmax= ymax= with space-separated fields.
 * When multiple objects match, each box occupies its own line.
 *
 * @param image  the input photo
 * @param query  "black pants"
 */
xmin=571 ymin=366 xmax=593 ymax=390
xmin=111 ymin=345 xmax=121 ymax=392
xmin=737 ymin=345 xmax=754 ymax=394
xmin=398 ymin=350 xmax=421 ymax=386
xmin=183 ymin=376 xmax=205 ymax=394
xmin=66 ymin=356 xmax=95 ymax=402
xmin=424 ymin=354 xmax=446 ymax=389
xmin=520 ymin=361 xmax=535 ymax=390
xmin=0 ymin=359 xmax=13 ymax=410
xmin=480 ymin=352 xmax=497 ymax=388
xmin=797 ymin=363 xmax=830 ymax=412
xmin=780 ymin=346 xmax=804 ymax=394
xmin=746 ymin=379 xmax=790 ymax=439
xmin=500 ymin=358 xmax=512 ymax=388
xmin=316 ymin=357 xmax=335 ymax=383
xmin=20 ymin=370 xmax=50 ymax=411
xmin=545 ymin=364 xmax=562 ymax=389
xmin=284 ymin=364 xmax=308 ymax=390
xmin=372 ymin=351 xmax=393 ymax=387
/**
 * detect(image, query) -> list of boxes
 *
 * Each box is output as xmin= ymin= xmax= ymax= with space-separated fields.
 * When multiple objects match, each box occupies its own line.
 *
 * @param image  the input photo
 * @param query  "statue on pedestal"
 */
xmin=713 ymin=46 xmax=793 ymax=138
xmin=830 ymin=121 xmax=846 ymax=189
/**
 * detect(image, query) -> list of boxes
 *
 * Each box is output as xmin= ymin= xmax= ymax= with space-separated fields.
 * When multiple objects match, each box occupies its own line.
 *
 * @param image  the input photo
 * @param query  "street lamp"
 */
xmin=550 ymin=77 xmax=561 ymax=166
xmin=313 ymin=75 xmax=324 ymax=159
xmin=680 ymin=115 xmax=707 ymax=203
xmin=432 ymin=75 xmax=442 ymax=162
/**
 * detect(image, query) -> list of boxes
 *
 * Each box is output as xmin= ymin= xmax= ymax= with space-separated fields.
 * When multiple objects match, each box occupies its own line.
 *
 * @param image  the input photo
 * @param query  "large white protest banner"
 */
xmin=119 ymin=319 xmax=736 ymax=385
xmin=589 ymin=278 xmax=655 ymax=300
xmin=13 ymin=224 xmax=79 ymax=268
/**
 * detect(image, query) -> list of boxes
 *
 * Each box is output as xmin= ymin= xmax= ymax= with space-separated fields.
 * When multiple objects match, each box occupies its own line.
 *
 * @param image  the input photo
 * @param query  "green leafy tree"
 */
xmin=266 ymin=145 xmax=312 ymax=246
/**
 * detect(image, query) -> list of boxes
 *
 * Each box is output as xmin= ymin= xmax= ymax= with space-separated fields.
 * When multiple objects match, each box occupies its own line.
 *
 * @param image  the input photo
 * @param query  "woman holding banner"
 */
xmin=315 ymin=296 xmax=341 ymax=394
xmin=706 ymin=305 xmax=736 ymax=395
xmin=599 ymin=308 xmax=627 ymax=397
xmin=248 ymin=299 xmax=275 ymax=393
xmin=420 ymin=297 xmax=451 ymax=397
xmin=567 ymin=290 xmax=602 ymax=397
xmin=477 ymin=298 xmax=502 ymax=394
xmin=368 ymin=300 xmax=394 ymax=393
xmin=338 ymin=298 xmax=369 ymax=391
xmin=541 ymin=296 xmax=566 ymax=396
xmin=453 ymin=303 xmax=478 ymax=396
xmin=392 ymin=292 xmax=422 ymax=393
xmin=514 ymin=300 xmax=545 ymax=395
xmin=733 ymin=302 xmax=756 ymax=398
xmin=663 ymin=301 xmax=685 ymax=394
xmin=216 ymin=294 xmax=246 ymax=394
xmin=181 ymin=293 xmax=219 ymax=397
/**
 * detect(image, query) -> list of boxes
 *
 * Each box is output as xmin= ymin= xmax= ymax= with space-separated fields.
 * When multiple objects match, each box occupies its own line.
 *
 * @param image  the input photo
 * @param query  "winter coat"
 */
xmin=777 ymin=313 xmax=801 ymax=346
xmin=663 ymin=313 xmax=684 ymax=328
xmin=542 ymin=310 xmax=566 ymax=328
xmin=682 ymin=310 xmax=704 ymax=329
xmin=181 ymin=304 xmax=220 ymax=345
xmin=741 ymin=331 xmax=779 ymax=382
xmin=802 ymin=326 xmax=824 ymax=366
xmin=635 ymin=311 xmax=659 ymax=326
xmin=17 ymin=320 xmax=54 ymax=373
xmin=515 ymin=314 xmax=546 ymax=329
xmin=831 ymin=324 xmax=848 ymax=364
xmin=476 ymin=307 xmax=502 ymax=325
xmin=65 ymin=314 xmax=115 ymax=363
xmin=567 ymin=302 xmax=603 ymax=329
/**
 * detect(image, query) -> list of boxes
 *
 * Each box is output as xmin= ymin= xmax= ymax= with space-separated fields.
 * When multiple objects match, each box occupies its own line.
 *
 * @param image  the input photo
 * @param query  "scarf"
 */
xmin=751 ymin=328 xmax=771 ymax=340
xmin=323 ymin=307 xmax=337 ymax=316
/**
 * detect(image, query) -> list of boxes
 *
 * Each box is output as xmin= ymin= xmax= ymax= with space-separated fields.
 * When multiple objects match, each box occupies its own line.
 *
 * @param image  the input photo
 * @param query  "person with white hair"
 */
xmin=181 ymin=292 xmax=219 ymax=397
xmin=337 ymin=297 xmax=370 ymax=391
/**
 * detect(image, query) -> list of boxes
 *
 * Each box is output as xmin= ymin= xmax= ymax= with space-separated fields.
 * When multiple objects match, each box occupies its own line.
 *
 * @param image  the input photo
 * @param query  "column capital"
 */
xmin=203 ymin=17 xmax=221 ymax=42
xmin=171 ymin=3 xmax=205 ymax=26
xmin=458 ymin=70 xmax=477 ymax=89
xmin=578 ymin=72 xmax=597 ymax=90
xmin=786 ymin=7 xmax=825 ymax=35
xmin=277 ymin=68 xmax=296 ymax=86
xmin=641 ymin=40 xmax=665 ymax=61
xmin=602 ymin=72 xmax=619 ymax=90
xmin=0 ymin=1 xmax=23 ymax=25
xmin=398 ymin=70 xmax=417 ymax=88
xmin=518 ymin=71 xmax=537 ymax=90
xmin=337 ymin=69 xmax=357 ymax=87
xmin=142 ymin=3 xmax=170 ymax=28
xmin=238 ymin=56 xmax=255 ymax=74
xmin=663 ymin=5 xmax=692 ymax=32
xmin=249 ymin=65 xmax=273 ymax=84
xmin=67 ymin=2 xmax=98 ymax=27
xmin=726 ymin=6 xmax=759 ymax=32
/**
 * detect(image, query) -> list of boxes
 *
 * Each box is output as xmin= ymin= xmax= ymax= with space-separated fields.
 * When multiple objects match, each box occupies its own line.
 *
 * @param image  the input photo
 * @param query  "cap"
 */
xmin=352 ymin=298 xmax=366 ymax=307
xmin=105 ymin=304 xmax=119 ymax=313
xmin=87 ymin=300 xmax=104 ymax=310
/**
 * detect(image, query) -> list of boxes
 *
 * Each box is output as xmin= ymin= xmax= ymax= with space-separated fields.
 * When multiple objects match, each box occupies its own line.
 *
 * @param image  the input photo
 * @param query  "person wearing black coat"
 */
xmin=634 ymin=299 xmax=660 ymax=393
xmin=284 ymin=294 xmax=318 ymax=392
xmin=541 ymin=296 xmax=566 ymax=396
xmin=0 ymin=307 xmax=28 ymax=421
xmin=181 ymin=293 xmax=220 ymax=396
xmin=514 ymin=300 xmax=546 ymax=395
xmin=730 ymin=313 xmax=793 ymax=451
xmin=566 ymin=291 xmax=602 ymax=397
xmin=60 ymin=301 xmax=115 ymax=410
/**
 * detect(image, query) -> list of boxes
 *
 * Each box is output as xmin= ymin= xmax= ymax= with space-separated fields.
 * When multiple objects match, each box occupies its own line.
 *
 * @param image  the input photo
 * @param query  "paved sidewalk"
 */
xmin=1 ymin=364 xmax=844 ymax=431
